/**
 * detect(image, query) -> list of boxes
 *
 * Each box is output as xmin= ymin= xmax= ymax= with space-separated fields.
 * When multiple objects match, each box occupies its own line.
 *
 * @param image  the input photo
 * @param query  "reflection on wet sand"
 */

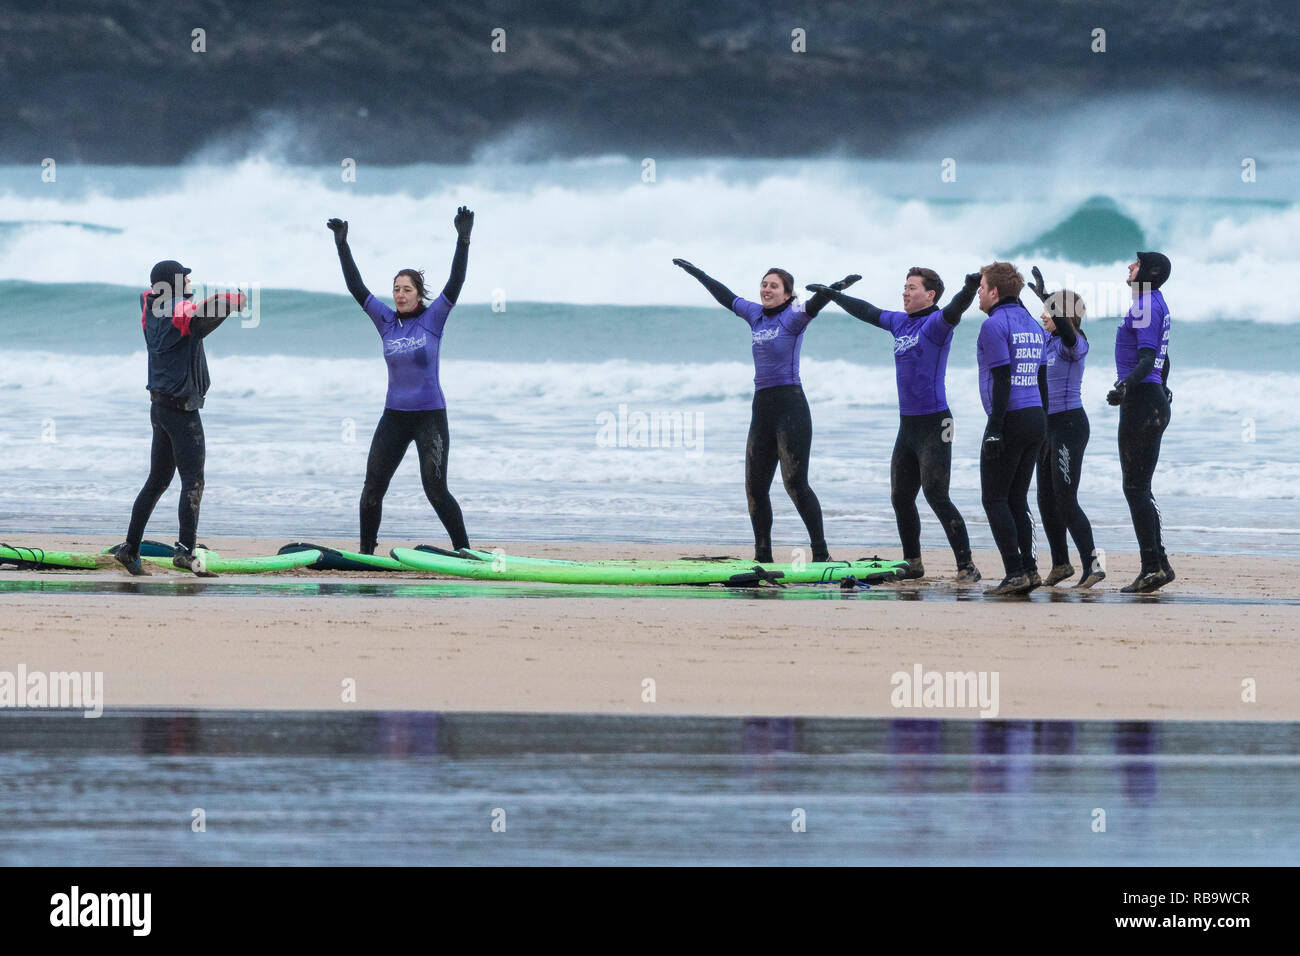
xmin=1 ymin=577 xmax=1294 ymax=605
xmin=2 ymin=710 xmax=1289 ymax=865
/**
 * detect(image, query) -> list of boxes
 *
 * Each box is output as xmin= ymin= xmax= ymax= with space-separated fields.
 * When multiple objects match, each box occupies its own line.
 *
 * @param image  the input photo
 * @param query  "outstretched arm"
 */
xmin=806 ymin=285 xmax=883 ymax=328
xmin=190 ymin=292 xmax=246 ymax=338
xmin=673 ymin=259 xmax=738 ymax=310
xmin=441 ymin=206 xmax=473 ymax=304
xmin=941 ymin=272 xmax=982 ymax=326
xmin=803 ymin=274 xmax=862 ymax=318
xmin=327 ymin=218 xmax=371 ymax=308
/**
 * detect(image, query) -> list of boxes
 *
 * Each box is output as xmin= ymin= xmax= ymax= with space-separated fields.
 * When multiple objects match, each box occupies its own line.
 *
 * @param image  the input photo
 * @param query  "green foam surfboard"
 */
xmin=392 ymin=547 xmax=906 ymax=586
xmin=141 ymin=549 xmax=321 ymax=575
xmin=0 ymin=545 xmax=117 ymax=570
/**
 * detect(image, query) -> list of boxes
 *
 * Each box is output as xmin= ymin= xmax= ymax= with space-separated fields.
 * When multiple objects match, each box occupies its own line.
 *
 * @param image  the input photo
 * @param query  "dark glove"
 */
xmin=326 ymin=218 xmax=348 ymax=246
xmin=829 ymin=274 xmax=862 ymax=292
xmin=1026 ymin=266 xmax=1049 ymax=302
xmin=982 ymin=427 xmax=1003 ymax=459
xmin=672 ymin=258 xmax=702 ymax=276
xmin=1106 ymin=382 xmax=1127 ymax=406
xmin=964 ymin=271 xmax=982 ymax=291
xmin=454 ymin=206 xmax=474 ymax=242
xmin=805 ymin=283 xmax=832 ymax=296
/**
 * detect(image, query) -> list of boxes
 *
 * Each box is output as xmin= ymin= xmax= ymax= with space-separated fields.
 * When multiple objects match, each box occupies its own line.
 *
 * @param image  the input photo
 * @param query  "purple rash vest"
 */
xmin=364 ymin=293 xmax=454 ymax=410
xmin=876 ymin=307 xmax=956 ymax=416
xmin=1045 ymin=334 xmax=1088 ymax=414
xmin=977 ymin=301 xmax=1046 ymax=415
xmin=1114 ymin=290 xmax=1170 ymax=385
xmin=732 ymin=296 xmax=812 ymax=390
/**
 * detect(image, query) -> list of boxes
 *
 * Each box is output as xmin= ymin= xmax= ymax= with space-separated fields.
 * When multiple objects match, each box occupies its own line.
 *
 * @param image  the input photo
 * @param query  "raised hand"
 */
xmin=1026 ymin=266 xmax=1049 ymax=302
xmin=805 ymin=283 xmax=832 ymax=296
xmin=454 ymin=206 xmax=474 ymax=242
xmin=964 ymin=271 xmax=982 ymax=290
xmin=672 ymin=258 xmax=701 ymax=275
xmin=829 ymin=274 xmax=862 ymax=292
xmin=326 ymin=218 xmax=348 ymax=246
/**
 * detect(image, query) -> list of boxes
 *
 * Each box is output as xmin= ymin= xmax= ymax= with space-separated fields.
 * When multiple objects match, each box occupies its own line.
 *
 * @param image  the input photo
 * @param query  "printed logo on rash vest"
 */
xmin=752 ymin=327 xmax=779 ymax=345
xmin=386 ymin=333 xmax=428 ymax=356
xmin=1011 ymin=332 xmax=1043 ymax=387
xmin=893 ymin=333 xmax=920 ymax=355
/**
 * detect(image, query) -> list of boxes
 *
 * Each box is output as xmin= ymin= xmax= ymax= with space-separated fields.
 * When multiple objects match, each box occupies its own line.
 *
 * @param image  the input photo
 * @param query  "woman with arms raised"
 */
xmin=327 ymin=207 xmax=474 ymax=555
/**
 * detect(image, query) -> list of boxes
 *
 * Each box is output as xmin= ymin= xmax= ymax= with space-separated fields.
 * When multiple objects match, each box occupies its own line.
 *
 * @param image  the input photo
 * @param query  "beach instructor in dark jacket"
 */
xmin=112 ymin=260 xmax=245 ymax=576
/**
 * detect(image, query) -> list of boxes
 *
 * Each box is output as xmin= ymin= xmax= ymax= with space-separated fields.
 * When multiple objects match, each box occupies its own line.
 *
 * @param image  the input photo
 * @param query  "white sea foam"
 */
xmin=1 ymin=350 xmax=1296 ymax=418
xmin=0 ymin=156 xmax=1295 ymax=320
xmin=1 ymin=350 xmax=1295 ymax=503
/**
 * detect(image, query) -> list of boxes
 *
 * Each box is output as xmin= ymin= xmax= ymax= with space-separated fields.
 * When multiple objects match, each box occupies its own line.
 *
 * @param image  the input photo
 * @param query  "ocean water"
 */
xmin=0 ymin=159 xmax=1296 ymax=555
xmin=1 ymin=711 xmax=1296 ymax=866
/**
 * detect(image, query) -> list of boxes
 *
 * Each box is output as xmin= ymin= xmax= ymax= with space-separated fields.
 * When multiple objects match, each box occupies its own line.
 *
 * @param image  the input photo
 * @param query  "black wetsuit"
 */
xmin=746 ymin=384 xmax=824 ymax=563
xmin=336 ymin=236 xmax=471 ymax=553
xmin=360 ymin=408 xmax=464 ymax=552
xmin=820 ymin=285 xmax=977 ymax=567
xmin=1114 ymin=286 xmax=1173 ymax=575
xmin=1036 ymin=317 xmax=1098 ymax=571
xmin=125 ymin=290 xmax=240 ymax=554
xmin=977 ymin=297 xmax=1048 ymax=578
xmin=681 ymin=264 xmax=834 ymax=562
xmin=127 ymin=399 xmax=207 ymax=553
xmin=1119 ymin=377 xmax=1171 ymax=571
xmin=1037 ymin=407 xmax=1095 ymax=568
xmin=982 ymin=397 xmax=1047 ymax=577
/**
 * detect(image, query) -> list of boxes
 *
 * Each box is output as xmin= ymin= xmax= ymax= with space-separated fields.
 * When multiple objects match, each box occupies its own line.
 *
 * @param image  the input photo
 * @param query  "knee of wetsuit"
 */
xmin=419 ymin=478 xmax=451 ymax=503
xmin=981 ymin=490 xmax=1007 ymax=509
xmin=1120 ymin=476 xmax=1148 ymax=496
xmin=890 ymin=485 xmax=917 ymax=507
xmin=781 ymin=474 xmax=809 ymax=497
xmin=919 ymin=481 xmax=951 ymax=505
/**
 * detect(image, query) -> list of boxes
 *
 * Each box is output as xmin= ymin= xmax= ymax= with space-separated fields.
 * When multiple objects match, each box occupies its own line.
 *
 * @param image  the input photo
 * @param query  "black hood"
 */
xmin=1134 ymin=251 xmax=1171 ymax=290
